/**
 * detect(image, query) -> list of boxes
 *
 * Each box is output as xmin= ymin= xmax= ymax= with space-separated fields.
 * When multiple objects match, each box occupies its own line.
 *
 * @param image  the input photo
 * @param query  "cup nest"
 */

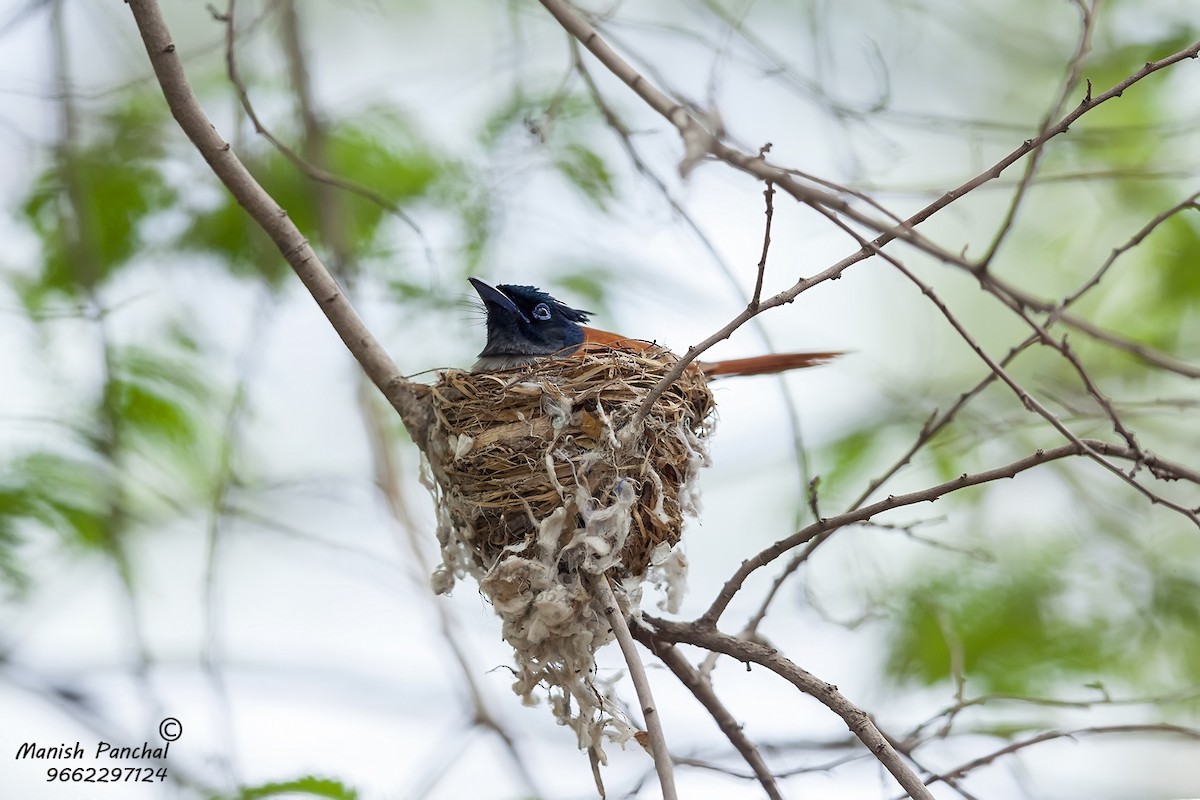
xmin=426 ymin=346 xmax=715 ymax=581
xmin=422 ymin=347 xmax=715 ymax=754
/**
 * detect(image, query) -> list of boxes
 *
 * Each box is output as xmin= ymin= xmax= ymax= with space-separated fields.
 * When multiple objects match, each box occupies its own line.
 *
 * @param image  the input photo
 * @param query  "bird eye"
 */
xmin=532 ymin=303 xmax=552 ymax=321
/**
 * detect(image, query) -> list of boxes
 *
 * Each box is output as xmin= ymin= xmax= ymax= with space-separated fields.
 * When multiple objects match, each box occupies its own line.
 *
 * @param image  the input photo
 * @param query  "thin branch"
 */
xmin=919 ymin=724 xmax=1200 ymax=790
xmin=54 ymin=0 xmax=169 ymax=742
xmin=808 ymin=203 xmax=1199 ymax=523
xmin=357 ymin=376 xmax=542 ymax=795
xmin=640 ymin=616 xmax=936 ymax=800
xmin=975 ymin=0 xmax=1098 ymax=270
xmin=1053 ymin=191 xmax=1200 ymax=314
xmin=265 ymin=1 xmax=539 ymax=790
xmin=981 ymin=190 xmax=1200 ymax=381
xmin=846 ymin=190 xmax=1200 ymax=519
xmin=569 ymin=40 xmax=821 ymax=499
xmin=643 ymin=639 xmax=785 ymax=800
xmin=1044 ymin=309 xmax=1200 ymax=379
xmin=751 ymin=178 xmax=774 ymax=309
xmin=592 ymin=574 xmax=678 ymax=800
xmin=201 ymin=288 xmax=276 ymax=791
xmin=699 ymin=439 xmax=1200 ymax=625
xmin=910 ymin=684 xmax=1200 ymax=741
xmin=854 ymin=337 xmax=1036 ymax=510
xmin=878 ymin=727 xmax=982 ymax=800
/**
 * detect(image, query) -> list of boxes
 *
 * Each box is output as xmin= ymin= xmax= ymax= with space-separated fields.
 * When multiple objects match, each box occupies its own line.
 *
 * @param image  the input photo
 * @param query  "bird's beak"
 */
xmin=469 ymin=277 xmax=528 ymax=323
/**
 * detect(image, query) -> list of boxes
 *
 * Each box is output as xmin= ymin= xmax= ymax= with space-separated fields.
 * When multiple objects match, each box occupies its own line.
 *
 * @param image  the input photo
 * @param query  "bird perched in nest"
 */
xmin=470 ymin=278 xmax=840 ymax=376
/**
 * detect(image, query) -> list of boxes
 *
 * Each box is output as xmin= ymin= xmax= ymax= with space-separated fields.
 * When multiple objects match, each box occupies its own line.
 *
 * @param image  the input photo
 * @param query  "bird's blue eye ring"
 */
xmin=532 ymin=303 xmax=552 ymax=321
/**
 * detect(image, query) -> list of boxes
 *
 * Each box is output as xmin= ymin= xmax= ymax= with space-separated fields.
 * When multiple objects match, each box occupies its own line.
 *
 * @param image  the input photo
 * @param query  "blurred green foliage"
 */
xmin=888 ymin=546 xmax=1115 ymax=693
xmin=886 ymin=529 xmax=1200 ymax=694
xmin=17 ymin=99 xmax=176 ymax=310
xmin=216 ymin=776 xmax=358 ymax=800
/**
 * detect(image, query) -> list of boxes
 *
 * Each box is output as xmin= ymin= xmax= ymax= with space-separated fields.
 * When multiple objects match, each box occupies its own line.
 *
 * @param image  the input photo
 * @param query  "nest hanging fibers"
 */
xmin=423 ymin=345 xmax=714 ymax=751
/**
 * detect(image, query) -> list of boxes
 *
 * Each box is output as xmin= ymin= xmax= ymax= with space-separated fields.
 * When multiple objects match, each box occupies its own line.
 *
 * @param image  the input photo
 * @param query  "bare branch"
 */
xmin=807 ymin=203 xmax=1199 ymax=522
xmin=643 ymin=639 xmax=785 ymax=800
xmin=910 ymin=685 xmax=1200 ymax=742
xmin=700 ymin=439 xmax=1200 ymax=625
xmin=976 ymin=0 xmax=1098 ymax=270
xmin=570 ymin=39 xmax=820 ymax=498
xmin=640 ymin=616 xmax=936 ymax=800
xmin=919 ymin=724 xmax=1200 ymax=790
xmin=751 ymin=178 xmax=774 ymax=310
xmin=591 ymin=574 xmax=678 ymax=800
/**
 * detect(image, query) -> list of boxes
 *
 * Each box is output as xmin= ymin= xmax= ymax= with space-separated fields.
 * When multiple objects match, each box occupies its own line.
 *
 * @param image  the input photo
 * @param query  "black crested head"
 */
xmin=469 ymin=278 xmax=591 ymax=363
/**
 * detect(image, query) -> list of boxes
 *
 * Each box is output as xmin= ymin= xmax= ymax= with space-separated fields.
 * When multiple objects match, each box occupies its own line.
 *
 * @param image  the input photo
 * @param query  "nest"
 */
xmin=427 ymin=347 xmax=715 ymax=578
xmin=421 ymin=346 xmax=714 ymax=756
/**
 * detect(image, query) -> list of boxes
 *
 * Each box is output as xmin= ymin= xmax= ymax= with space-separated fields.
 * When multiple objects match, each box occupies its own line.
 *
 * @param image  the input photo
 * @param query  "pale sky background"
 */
xmin=2 ymin=1 xmax=1199 ymax=799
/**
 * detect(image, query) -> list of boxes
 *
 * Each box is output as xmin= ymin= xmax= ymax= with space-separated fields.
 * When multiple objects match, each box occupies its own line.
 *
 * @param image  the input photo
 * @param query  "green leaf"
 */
xmin=554 ymin=143 xmax=616 ymax=210
xmin=214 ymin=776 xmax=358 ymax=800
xmin=435 ymin=175 xmax=494 ymax=272
xmin=818 ymin=427 xmax=882 ymax=492
xmin=6 ymin=453 xmax=111 ymax=551
xmin=885 ymin=545 xmax=1136 ymax=693
xmin=17 ymin=160 xmax=176 ymax=308
xmin=1151 ymin=212 xmax=1200 ymax=313
xmin=0 ymin=488 xmax=32 ymax=594
xmin=100 ymin=343 xmax=214 ymax=470
xmin=107 ymin=377 xmax=196 ymax=451
xmin=14 ymin=94 xmax=177 ymax=310
xmin=177 ymin=180 xmax=289 ymax=286
xmin=553 ymin=266 xmax=620 ymax=311
xmin=178 ymin=109 xmax=447 ymax=281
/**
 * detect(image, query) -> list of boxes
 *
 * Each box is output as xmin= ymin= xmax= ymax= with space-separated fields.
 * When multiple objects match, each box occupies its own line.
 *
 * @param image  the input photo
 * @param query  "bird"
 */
xmin=469 ymin=277 xmax=840 ymax=377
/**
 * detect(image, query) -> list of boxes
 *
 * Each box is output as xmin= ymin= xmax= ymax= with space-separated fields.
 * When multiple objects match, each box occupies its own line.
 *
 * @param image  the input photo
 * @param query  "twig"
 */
xmin=877 ymin=727 xmax=982 ymax=800
xmin=975 ymin=0 xmax=1098 ymax=271
xmin=641 ymin=616 xmax=936 ymax=800
xmin=1054 ymin=192 xmax=1200 ymax=313
xmin=643 ymin=640 xmax=785 ymax=800
xmin=53 ymin=0 xmax=172 ymax=746
xmin=854 ymin=340 xmax=1034 ymax=509
xmin=570 ymin=40 xmax=820 ymax=503
xmin=700 ymin=438 xmax=1200 ymax=625
xmin=201 ymin=287 xmax=276 ymax=790
xmin=982 ymin=197 xmax=1200 ymax=381
xmin=751 ymin=179 xmax=774 ymax=309
xmin=358 ymin=376 xmax=542 ymax=794
xmin=810 ymin=203 xmax=1199 ymax=523
xmin=592 ymin=573 xmax=678 ymax=800
xmin=266 ymin=4 xmax=541 ymax=787
xmin=917 ymin=724 xmax=1200 ymax=791
xmin=843 ymin=190 xmax=1200 ymax=522
xmin=934 ymin=609 xmax=967 ymax=730
xmin=910 ymin=684 xmax=1200 ymax=742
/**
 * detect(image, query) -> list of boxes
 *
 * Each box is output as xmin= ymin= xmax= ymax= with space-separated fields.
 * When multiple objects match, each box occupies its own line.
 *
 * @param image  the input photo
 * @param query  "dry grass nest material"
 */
xmin=422 ymin=347 xmax=714 ymax=755
xmin=427 ymin=346 xmax=715 ymax=579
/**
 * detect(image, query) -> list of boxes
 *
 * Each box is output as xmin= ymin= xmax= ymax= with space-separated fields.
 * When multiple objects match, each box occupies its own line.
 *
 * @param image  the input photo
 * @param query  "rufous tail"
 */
xmin=698 ymin=352 xmax=842 ymax=378
xmin=581 ymin=327 xmax=841 ymax=378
